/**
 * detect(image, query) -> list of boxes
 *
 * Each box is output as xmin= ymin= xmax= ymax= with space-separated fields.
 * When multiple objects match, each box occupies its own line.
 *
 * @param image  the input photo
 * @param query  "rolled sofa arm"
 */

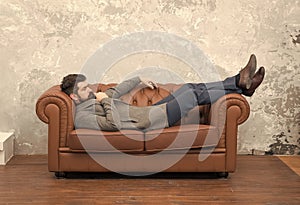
xmin=209 ymin=93 xmax=250 ymax=172
xmin=36 ymin=85 xmax=74 ymax=147
xmin=210 ymin=93 xmax=250 ymax=128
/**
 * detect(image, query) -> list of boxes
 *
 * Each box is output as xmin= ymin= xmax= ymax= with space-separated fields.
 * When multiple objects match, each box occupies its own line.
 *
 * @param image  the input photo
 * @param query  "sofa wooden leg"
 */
xmin=217 ymin=172 xmax=229 ymax=178
xmin=55 ymin=172 xmax=66 ymax=179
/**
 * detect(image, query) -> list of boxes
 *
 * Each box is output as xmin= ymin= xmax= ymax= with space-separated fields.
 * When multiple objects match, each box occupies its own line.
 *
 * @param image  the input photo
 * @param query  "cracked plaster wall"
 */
xmin=0 ymin=0 xmax=299 ymax=155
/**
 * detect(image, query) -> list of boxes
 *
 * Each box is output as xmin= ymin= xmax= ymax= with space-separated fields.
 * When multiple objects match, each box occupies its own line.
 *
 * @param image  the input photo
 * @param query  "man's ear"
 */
xmin=70 ymin=93 xmax=79 ymax=101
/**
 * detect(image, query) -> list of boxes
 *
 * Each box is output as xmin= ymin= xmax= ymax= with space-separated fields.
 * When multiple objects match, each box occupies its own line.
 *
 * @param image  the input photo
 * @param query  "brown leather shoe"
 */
xmin=243 ymin=66 xmax=265 ymax=97
xmin=238 ymin=54 xmax=257 ymax=89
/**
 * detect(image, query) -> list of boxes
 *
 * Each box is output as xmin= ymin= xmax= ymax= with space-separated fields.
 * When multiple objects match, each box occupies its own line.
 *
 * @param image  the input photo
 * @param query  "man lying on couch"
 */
xmin=60 ymin=54 xmax=265 ymax=131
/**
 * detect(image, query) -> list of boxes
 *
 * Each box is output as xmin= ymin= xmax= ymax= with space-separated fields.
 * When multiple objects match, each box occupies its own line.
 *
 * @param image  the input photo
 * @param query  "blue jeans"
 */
xmin=154 ymin=75 xmax=242 ymax=126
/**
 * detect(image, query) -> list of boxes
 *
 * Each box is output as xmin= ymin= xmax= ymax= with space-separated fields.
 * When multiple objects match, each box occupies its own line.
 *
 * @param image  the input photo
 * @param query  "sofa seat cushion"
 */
xmin=68 ymin=129 xmax=144 ymax=152
xmin=145 ymin=124 xmax=219 ymax=151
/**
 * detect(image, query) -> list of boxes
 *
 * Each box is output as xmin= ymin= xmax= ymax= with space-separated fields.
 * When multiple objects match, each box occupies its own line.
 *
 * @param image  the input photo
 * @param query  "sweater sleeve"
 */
xmin=96 ymin=98 xmax=121 ymax=131
xmin=105 ymin=76 xmax=141 ymax=99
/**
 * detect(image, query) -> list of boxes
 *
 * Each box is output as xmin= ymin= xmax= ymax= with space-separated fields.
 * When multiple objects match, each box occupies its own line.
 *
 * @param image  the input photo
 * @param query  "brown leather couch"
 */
xmin=36 ymin=83 xmax=250 ymax=178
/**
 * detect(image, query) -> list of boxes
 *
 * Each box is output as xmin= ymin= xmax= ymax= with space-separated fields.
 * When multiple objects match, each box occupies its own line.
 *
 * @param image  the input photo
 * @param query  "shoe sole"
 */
xmin=245 ymin=54 xmax=257 ymax=89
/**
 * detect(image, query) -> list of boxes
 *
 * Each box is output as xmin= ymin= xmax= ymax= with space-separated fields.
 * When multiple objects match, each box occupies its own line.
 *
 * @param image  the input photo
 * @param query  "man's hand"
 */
xmin=95 ymin=92 xmax=109 ymax=102
xmin=140 ymin=77 xmax=158 ymax=89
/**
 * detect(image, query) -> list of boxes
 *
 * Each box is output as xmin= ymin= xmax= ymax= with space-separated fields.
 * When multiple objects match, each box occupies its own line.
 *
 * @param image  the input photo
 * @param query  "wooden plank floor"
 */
xmin=0 ymin=155 xmax=299 ymax=205
xmin=278 ymin=155 xmax=300 ymax=176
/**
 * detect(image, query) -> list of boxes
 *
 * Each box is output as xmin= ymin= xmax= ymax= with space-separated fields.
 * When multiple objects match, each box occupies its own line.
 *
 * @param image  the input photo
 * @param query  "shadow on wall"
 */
xmin=265 ymin=132 xmax=300 ymax=155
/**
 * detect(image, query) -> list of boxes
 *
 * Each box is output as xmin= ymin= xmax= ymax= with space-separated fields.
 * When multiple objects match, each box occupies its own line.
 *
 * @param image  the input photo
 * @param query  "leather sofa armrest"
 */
xmin=209 ymin=93 xmax=250 ymax=128
xmin=36 ymin=85 xmax=75 ymax=171
xmin=36 ymin=85 xmax=74 ymax=147
xmin=209 ymin=93 xmax=250 ymax=172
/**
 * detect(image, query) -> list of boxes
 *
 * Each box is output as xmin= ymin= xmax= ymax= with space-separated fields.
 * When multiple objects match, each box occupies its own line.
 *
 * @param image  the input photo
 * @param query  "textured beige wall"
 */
xmin=0 ymin=0 xmax=299 ymax=155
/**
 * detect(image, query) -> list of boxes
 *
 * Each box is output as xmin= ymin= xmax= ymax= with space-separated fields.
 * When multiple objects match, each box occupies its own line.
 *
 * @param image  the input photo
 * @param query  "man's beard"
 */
xmin=78 ymin=92 xmax=96 ymax=103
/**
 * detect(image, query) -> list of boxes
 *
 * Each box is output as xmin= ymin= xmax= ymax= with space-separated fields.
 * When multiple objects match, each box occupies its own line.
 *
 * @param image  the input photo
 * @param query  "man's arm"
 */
xmin=104 ymin=76 xmax=141 ymax=99
xmin=96 ymin=98 xmax=121 ymax=131
xmin=75 ymin=97 xmax=121 ymax=131
xmin=75 ymin=111 xmax=120 ymax=131
xmin=104 ymin=76 xmax=157 ymax=99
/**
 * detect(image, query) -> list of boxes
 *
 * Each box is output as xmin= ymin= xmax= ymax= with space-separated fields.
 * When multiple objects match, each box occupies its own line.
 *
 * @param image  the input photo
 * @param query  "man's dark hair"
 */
xmin=60 ymin=74 xmax=86 ymax=96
